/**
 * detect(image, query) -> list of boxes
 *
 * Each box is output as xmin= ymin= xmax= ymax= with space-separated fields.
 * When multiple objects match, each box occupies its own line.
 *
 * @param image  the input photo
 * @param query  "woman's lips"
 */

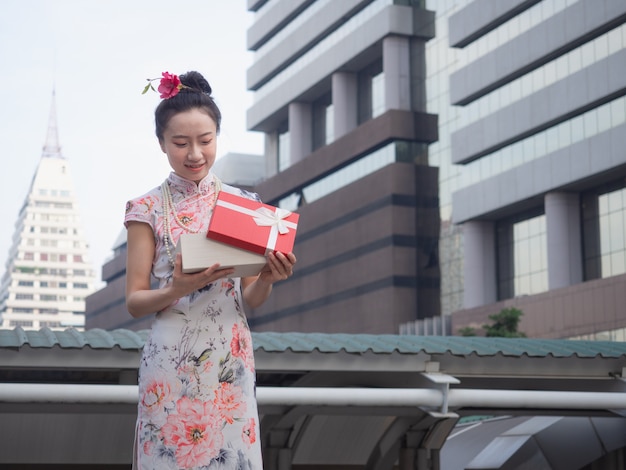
xmin=186 ymin=163 xmax=205 ymax=171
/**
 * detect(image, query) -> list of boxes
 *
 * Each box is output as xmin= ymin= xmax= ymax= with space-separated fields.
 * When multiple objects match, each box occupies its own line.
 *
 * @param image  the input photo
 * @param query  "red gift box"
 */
xmin=207 ymin=191 xmax=299 ymax=256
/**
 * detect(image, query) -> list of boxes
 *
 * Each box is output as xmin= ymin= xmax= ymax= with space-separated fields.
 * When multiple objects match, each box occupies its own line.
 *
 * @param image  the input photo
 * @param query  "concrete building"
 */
xmin=405 ymin=0 xmax=626 ymax=340
xmin=244 ymin=0 xmax=440 ymax=333
xmin=0 ymin=92 xmax=97 ymax=330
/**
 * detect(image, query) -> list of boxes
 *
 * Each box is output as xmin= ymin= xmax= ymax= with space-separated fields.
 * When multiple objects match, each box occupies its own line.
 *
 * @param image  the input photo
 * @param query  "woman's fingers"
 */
xmin=268 ymin=252 xmax=296 ymax=279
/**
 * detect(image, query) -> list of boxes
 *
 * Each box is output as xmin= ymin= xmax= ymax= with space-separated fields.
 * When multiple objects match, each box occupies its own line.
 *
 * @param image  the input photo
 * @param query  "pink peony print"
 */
xmin=242 ymin=418 xmax=257 ymax=448
xmin=214 ymin=382 xmax=246 ymax=424
xmin=161 ymin=396 xmax=223 ymax=468
xmin=230 ymin=323 xmax=254 ymax=370
xmin=143 ymin=440 xmax=154 ymax=456
xmin=221 ymin=278 xmax=236 ymax=296
xmin=141 ymin=372 xmax=180 ymax=424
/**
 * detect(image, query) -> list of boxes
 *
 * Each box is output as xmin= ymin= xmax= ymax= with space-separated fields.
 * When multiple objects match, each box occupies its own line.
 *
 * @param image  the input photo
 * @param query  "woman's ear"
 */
xmin=159 ymin=139 xmax=166 ymax=153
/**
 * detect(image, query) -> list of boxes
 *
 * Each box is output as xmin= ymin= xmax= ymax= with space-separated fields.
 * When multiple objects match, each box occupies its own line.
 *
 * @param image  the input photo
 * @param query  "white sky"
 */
xmin=0 ymin=0 xmax=264 ymax=286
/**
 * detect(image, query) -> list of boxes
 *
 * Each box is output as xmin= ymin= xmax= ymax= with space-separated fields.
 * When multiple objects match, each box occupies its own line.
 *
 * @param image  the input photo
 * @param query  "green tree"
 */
xmin=458 ymin=326 xmax=477 ymax=336
xmin=483 ymin=307 xmax=526 ymax=338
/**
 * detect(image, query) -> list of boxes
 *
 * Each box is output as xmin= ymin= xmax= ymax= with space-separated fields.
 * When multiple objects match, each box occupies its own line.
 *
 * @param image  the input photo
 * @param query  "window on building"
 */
xmin=11 ymin=320 xmax=33 ymax=327
xmin=278 ymin=121 xmax=290 ymax=172
xmin=16 ymin=293 xmax=34 ymax=300
xmin=73 ymin=255 xmax=83 ymax=263
xmin=312 ymin=92 xmax=333 ymax=150
xmin=371 ymin=72 xmax=385 ymax=118
xmin=40 ymin=253 xmax=48 ymax=261
xmin=582 ymin=181 xmax=626 ymax=280
xmin=24 ymin=252 xmax=34 ymax=261
xmin=40 ymin=294 xmax=58 ymax=301
xmin=497 ymin=210 xmax=548 ymax=299
xmin=17 ymin=267 xmax=36 ymax=274
xmin=358 ymin=59 xmax=383 ymax=124
xmin=18 ymin=281 xmax=34 ymax=287
xmin=73 ymin=283 xmax=89 ymax=289
xmin=12 ymin=308 xmax=33 ymax=313
xmin=278 ymin=141 xmax=406 ymax=209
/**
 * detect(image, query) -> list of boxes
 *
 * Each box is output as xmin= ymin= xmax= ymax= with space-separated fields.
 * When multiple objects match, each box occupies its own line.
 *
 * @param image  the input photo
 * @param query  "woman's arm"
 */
xmin=242 ymin=251 xmax=297 ymax=309
xmin=125 ymin=221 xmax=234 ymax=318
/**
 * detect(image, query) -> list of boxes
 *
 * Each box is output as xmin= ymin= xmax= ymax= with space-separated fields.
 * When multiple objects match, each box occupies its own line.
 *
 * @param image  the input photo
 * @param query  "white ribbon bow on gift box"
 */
xmin=253 ymin=207 xmax=293 ymax=234
xmin=214 ymin=198 xmax=298 ymax=252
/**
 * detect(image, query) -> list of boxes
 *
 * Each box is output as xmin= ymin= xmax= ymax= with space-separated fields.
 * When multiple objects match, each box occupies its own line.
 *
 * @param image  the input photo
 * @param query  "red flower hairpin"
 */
xmin=142 ymin=71 xmax=184 ymax=99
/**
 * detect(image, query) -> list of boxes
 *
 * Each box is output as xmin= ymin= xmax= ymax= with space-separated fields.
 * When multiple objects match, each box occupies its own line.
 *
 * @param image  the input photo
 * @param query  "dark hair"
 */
xmin=154 ymin=71 xmax=222 ymax=141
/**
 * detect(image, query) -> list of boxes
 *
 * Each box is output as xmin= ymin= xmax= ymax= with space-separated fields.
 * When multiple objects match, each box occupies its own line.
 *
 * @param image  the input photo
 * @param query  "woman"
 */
xmin=125 ymin=70 xmax=296 ymax=469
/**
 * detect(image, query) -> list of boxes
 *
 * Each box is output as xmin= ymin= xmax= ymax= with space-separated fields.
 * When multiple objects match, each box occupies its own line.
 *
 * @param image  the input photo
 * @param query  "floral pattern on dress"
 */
xmin=125 ymin=172 xmax=263 ymax=469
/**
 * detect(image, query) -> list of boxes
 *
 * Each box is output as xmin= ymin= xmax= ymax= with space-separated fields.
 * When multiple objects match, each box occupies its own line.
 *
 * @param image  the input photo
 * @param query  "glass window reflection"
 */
xmin=583 ymin=185 xmax=626 ymax=279
xmin=459 ymin=95 xmax=626 ymax=190
xmin=499 ymin=213 xmax=548 ymax=299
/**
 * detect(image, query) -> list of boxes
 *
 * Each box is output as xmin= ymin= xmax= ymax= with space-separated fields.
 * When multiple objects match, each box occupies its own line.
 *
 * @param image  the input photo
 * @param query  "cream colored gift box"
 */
xmin=176 ymin=233 xmax=267 ymax=278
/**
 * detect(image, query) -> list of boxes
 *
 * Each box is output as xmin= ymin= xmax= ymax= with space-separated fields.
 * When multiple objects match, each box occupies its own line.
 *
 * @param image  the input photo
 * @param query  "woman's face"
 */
xmin=159 ymin=108 xmax=217 ymax=183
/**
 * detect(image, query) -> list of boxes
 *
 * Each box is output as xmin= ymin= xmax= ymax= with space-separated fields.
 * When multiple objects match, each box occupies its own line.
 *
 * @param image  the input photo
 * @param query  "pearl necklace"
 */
xmin=160 ymin=175 xmax=221 ymax=268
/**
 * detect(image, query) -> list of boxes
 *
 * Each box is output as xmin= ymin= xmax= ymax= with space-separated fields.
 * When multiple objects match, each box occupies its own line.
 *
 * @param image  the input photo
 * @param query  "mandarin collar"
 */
xmin=167 ymin=172 xmax=216 ymax=196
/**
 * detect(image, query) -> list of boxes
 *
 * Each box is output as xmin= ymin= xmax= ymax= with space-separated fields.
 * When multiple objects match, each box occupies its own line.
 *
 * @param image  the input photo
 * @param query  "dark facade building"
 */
xmin=244 ymin=0 xmax=440 ymax=333
xmin=421 ymin=0 xmax=626 ymax=339
xmin=84 ymin=232 xmax=147 ymax=331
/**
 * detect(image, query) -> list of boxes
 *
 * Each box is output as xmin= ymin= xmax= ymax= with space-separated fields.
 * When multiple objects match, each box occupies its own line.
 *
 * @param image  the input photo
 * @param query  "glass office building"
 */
xmin=429 ymin=0 xmax=626 ymax=339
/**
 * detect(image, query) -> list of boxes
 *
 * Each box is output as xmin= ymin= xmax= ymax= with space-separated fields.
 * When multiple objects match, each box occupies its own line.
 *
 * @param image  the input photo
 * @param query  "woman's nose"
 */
xmin=187 ymin=145 xmax=202 ymax=160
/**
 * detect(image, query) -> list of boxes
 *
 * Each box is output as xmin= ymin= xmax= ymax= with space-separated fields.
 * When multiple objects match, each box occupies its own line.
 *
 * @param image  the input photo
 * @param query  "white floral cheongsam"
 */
xmin=124 ymin=172 xmax=263 ymax=470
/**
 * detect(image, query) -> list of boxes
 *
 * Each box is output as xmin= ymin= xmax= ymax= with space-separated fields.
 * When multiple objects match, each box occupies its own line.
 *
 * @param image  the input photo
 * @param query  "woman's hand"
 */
xmin=126 ymin=220 xmax=235 ymax=319
xmin=258 ymin=251 xmax=297 ymax=284
xmin=169 ymin=253 xmax=235 ymax=298
xmin=242 ymin=251 xmax=297 ymax=309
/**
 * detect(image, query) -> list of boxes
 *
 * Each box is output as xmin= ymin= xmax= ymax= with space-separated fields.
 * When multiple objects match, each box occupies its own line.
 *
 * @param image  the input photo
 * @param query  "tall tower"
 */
xmin=0 ymin=91 xmax=97 ymax=330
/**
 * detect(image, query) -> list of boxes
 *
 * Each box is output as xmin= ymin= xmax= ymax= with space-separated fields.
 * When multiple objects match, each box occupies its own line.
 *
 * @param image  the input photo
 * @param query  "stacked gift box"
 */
xmin=178 ymin=191 xmax=299 ymax=278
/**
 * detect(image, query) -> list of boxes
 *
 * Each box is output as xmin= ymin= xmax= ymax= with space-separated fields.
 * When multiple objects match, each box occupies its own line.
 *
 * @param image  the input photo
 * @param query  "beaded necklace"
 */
xmin=161 ymin=175 xmax=222 ymax=268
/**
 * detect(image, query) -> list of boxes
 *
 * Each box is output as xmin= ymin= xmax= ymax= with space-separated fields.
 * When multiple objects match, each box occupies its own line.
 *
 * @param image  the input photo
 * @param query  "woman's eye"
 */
xmin=174 ymin=143 xmax=187 ymax=148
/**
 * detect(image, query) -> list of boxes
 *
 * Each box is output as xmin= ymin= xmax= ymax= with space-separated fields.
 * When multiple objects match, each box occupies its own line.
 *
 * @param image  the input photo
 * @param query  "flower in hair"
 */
xmin=142 ymin=71 xmax=184 ymax=99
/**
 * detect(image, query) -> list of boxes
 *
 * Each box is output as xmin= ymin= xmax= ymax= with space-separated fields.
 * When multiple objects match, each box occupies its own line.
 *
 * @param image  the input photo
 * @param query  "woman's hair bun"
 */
xmin=180 ymin=71 xmax=212 ymax=96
